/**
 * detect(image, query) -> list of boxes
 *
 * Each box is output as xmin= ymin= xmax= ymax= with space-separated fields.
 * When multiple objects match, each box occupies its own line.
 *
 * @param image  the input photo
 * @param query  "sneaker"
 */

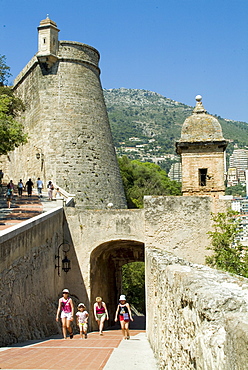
xmin=70 ymin=333 xmax=73 ymax=339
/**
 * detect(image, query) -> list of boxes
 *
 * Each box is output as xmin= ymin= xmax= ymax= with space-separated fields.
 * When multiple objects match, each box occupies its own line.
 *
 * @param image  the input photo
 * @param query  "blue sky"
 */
xmin=0 ymin=0 xmax=247 ymax=122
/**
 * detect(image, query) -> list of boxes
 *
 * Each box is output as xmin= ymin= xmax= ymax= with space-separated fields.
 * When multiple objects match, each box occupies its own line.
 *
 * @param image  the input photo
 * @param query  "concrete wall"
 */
xmin=0 ymin=208 xmax=67 ymax=346
xmin=146 ymin=248 xmax=248 ymax=370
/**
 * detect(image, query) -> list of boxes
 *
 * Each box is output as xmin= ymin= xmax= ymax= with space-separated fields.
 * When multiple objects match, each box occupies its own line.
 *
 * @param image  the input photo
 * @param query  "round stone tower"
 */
xmin=8 ymin=17 xmax=127 ymax=209
xmin=176 ymin=95 xmax=228 ymax=197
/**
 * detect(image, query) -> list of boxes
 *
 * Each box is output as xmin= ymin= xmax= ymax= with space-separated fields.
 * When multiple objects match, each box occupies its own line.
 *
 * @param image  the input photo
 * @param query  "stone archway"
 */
xmin=90 ymin=239 xmax=144 ymax=329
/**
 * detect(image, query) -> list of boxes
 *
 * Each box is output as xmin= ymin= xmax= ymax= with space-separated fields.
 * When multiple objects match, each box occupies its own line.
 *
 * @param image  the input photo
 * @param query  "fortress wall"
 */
xmin=0 ymin=208 xmax=66 ymax=346
xmin=64 ymin=207 xmax=145 ymax=326
xmin=146 ymin=248 xmax=248 ymax=370
xmin=144 ymin=195 xmax=229 ymax=265
xmin=64 ymin=207 xmax=145 ymax=293
xmin=0 ymin=58 xmax=44 ymax=183
xmin=0 ymin=40 xmax=126 ymax=209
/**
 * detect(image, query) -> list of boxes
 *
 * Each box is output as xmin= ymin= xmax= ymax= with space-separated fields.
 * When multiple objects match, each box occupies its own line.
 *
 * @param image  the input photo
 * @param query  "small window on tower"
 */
xmin=43 ymin=38 xmax=46 ymax=44
xmin=199 ymin=168 xmax=207 ymax=186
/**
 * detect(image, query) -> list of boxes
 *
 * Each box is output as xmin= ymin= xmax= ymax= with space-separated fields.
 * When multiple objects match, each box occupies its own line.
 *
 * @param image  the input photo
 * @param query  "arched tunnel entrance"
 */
xmin=90 ymin=239 xmax=144 ymax=330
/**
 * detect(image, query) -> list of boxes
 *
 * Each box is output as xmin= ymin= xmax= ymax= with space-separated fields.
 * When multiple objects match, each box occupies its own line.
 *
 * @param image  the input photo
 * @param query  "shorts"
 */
xmin=119 ymin=314 xmax=129 ymax=322
xmin=96 ymin=313 xmax=106 ymax=320
xmin=79 ymin=322 xmax=87 ymax=327
xmin=61 ymin=311 xmax=72 ymax=320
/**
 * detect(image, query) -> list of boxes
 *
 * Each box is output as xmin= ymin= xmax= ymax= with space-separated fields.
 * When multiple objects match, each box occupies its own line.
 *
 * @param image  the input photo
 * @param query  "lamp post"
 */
xmin=55 ymin=242 xmax=71 ymax=276
xmin=35 ymin=148 xmax=44 ymax=170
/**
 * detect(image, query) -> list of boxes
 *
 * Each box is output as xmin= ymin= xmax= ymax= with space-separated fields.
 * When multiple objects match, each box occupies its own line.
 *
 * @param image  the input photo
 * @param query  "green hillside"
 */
xmin=103 ymin=88 xmax=248 ymax=160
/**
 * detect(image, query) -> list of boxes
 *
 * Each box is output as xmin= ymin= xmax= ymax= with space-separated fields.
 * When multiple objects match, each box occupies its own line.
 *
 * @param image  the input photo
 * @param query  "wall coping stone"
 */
xmin=0 ymin=207 xmax=63 ymax=243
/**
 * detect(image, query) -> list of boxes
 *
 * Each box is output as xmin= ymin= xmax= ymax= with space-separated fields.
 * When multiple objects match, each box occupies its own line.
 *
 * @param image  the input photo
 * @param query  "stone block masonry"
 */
xmin=146 ymin=248 xmax=248 ymax=370
xmin=0 ymin=38 xmax=127 ymax=209
xmin=144 ymin=195 xmax=229 ymax=265
xmin=0 ymin=208 xmax=66 ymax=346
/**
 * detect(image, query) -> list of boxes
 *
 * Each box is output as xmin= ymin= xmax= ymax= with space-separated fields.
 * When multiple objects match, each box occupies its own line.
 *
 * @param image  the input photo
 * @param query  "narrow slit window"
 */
xmin=199 ymin=168 xmax=207 ymax=186
xmin=43 ymin=38 xmax=46 ymax=44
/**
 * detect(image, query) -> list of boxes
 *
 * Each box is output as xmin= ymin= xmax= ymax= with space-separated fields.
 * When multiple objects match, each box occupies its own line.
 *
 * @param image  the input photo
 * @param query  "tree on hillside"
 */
xmin=118 ymin=156 xmax=181 ymax=208
xmin=206 ymin=209 xmax=248 ymax=277
xmin=0 ymin=55 xmax=11 ymax=86
xmin=225 ymin=184 xmax=246 ymax=198
xmin=0 ymin=55 xmax=27 ymax=155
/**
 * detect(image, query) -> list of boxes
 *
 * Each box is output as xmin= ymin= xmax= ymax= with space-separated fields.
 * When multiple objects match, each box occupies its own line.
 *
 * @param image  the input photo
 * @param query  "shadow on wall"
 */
xmin=90 ymin=239 xmax=144 ymax=330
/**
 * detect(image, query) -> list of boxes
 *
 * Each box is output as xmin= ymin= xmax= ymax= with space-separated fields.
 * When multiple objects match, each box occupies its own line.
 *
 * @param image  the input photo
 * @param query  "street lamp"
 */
xmin=55 ymin=242 xmax=71 ymax=276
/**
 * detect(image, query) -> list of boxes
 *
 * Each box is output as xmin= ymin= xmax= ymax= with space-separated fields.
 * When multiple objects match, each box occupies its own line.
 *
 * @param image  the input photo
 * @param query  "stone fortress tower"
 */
xmin=176 ymin=95 xmax=228 ymax=197
xmin=1 ymin=17 xmax=127 ymax=209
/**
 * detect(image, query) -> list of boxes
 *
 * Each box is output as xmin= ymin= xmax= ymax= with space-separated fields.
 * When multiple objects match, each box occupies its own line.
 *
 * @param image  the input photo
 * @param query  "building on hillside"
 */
xmin=227 ymin=167 xmax=238 ymax=187
xmin=236 ymin=215 xmax=248 ymax=246
xmin=232 ymin=197 xmax=248 ymax=214
xmin=176 ymin=95 xmax=228 ymax=197
xmin=228 ymin=149 xmax=248 ymax=186
xmin=168 ymin=162 xmax=182 ymax=182
xmin=231 ymin=198 xmax=248 ymax=246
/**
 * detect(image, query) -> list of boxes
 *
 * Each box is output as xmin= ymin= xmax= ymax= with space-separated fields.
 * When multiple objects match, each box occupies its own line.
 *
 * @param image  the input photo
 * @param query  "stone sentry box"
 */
xmin=176 ymin=95 xmax=228 ymax=198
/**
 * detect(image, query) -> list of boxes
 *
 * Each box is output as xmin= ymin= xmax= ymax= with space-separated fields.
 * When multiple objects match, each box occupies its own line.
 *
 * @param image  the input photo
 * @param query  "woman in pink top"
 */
xmin=93 ymin=297 xmax=109 ymax=335
xmin=56 ymin=289 xmax=74 ymax=339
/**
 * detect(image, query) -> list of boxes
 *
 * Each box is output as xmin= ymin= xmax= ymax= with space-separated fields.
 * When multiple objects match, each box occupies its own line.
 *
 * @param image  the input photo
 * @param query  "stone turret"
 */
xmin=176 ymin=95 xmax=228 ymax=197
xmin=37 ymin=16 xmax=60 ymax=68
xmin=2 ymin=18 xmax=127 ymax=209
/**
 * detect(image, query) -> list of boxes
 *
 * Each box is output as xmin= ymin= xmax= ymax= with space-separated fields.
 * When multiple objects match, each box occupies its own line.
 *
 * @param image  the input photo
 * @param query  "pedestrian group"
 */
xmin=56 ymin=289 xmax=133 ymax=340
xmin=1 ymin=175 xmax=60 ymax=208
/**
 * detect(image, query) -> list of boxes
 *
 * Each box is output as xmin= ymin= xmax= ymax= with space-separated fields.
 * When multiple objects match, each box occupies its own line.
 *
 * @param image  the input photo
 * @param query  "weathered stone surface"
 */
xmin=0 ymin=31 xmax=126 ymax=209
xmin=146 ymin=248 xmax=248 ymax=370
xmin=64 ymin=207 xmax=145 ymax=327
xmin=0 ymin=209 xmax=66 ymax=346
xmin=144 ymin=195 xmax=229 ymax=265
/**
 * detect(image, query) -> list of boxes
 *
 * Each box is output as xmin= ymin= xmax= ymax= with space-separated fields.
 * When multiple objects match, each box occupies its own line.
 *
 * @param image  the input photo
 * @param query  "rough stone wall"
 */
xmin=0 ymin=40 xmax=126 ymax=209
xmin=64 ymin=207 xmax=145 ymax=325
xmin=0 ymin=209 xmax=66 ymax=346
xmin=144 ymin=195 xmax=229 ymax=265
xmin=146 ymin=248 xmax=248 ymax=370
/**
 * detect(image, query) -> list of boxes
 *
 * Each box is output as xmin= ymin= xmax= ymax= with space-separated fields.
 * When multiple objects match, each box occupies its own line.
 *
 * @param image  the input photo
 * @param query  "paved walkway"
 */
xmin=0 ymin=190 xmax=158 ymax=368
xmin=0 ymin=330 xmax=157 ymax=369
xmin=0 ymin=186 xmax=61 ymax=231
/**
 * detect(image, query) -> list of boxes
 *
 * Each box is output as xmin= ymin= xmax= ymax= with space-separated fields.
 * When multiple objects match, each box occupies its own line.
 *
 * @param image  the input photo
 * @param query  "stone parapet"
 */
xmin=0 ymin=208 xmax=66 ymax=346
xmin=146 ymin=248 xmax=248 ymax=369
xmin=144 ymin=195 xmax=229 ymax=265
